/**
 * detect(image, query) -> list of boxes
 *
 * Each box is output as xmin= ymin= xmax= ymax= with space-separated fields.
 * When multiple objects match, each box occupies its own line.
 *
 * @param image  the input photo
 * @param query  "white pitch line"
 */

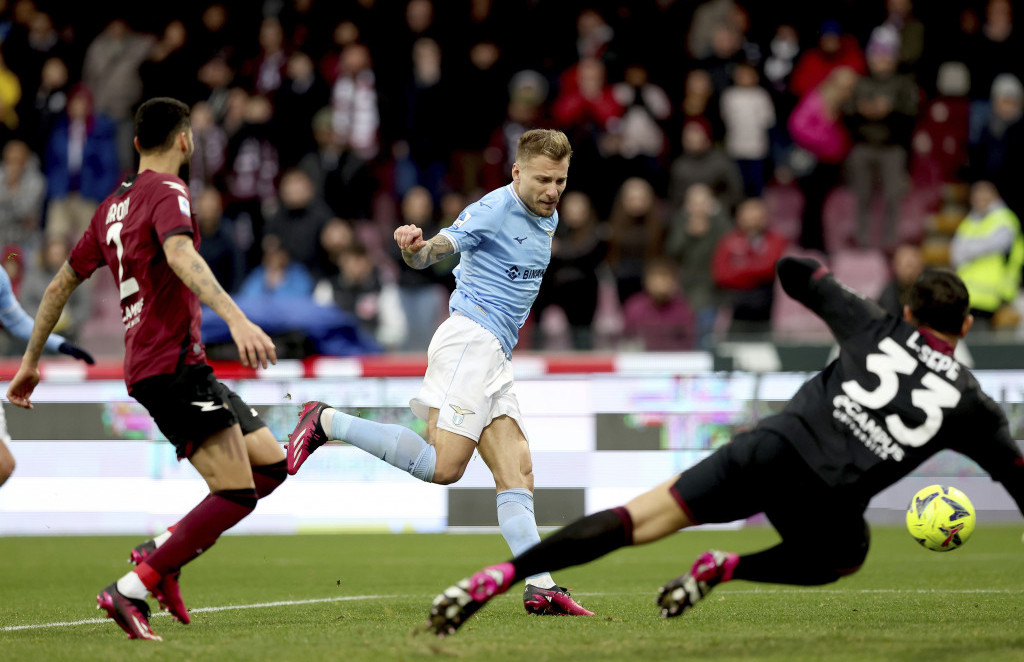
xmin=5 ymin=588 xmax=1022 ymax=633
xmin=3 ymin=617 xmax=110 ymax=632
xmin=1 ymin=594 xmax=396 ymax=632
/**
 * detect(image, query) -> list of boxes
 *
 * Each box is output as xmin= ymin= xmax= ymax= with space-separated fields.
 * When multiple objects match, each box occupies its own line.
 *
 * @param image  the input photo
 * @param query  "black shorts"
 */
xmin=130 ymin=364 xmax=266 ymax=459
xmin=670 ymin=429 xmax=868 ymax=550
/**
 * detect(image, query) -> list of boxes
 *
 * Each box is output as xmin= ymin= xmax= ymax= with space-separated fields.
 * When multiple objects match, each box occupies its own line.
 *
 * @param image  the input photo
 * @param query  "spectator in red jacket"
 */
xmin=790 ymin=20 xmax=867 ymax=99
xmin=553 ymin=57 xmax=623 ymax=130
xmin=712 ymin=198 xmax=788 ymax=337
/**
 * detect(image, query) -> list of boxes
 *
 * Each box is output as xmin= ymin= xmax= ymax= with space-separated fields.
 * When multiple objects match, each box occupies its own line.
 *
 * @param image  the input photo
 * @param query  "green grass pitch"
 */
xmin=2 ymin=526 xmax=1023 ymax=662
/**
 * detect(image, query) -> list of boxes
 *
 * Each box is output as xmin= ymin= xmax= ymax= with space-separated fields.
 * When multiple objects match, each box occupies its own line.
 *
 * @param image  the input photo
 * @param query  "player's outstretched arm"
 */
xmin=776 ymin=256 xmax=885 ymax=342
xmin=0 ymin=262 xmax=94 ymax=364
xmin=395 ymin=224 xmax=456 ymax=269
xmin=163 ymin=234 xmax=277 ymax=369
xmin=7 ymin=262 xmax=83 ymax=408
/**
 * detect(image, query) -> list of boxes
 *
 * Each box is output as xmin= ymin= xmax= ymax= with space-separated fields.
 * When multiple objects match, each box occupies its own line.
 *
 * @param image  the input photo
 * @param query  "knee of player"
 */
xmin=431 ymin=462 xmax=466 ymax=485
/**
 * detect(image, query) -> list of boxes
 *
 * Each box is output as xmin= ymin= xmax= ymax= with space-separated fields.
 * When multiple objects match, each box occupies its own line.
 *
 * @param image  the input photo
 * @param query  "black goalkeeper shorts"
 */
xmin=131 ymin=364 xmax=266 ymax=459
xmin=670 ymin=429 xmax=868 ymax=549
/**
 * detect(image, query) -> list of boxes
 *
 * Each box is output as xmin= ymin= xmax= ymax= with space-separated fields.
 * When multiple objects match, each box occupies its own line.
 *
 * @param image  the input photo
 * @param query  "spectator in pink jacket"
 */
xmin=788 ymin=66 xmax=859 ymax=251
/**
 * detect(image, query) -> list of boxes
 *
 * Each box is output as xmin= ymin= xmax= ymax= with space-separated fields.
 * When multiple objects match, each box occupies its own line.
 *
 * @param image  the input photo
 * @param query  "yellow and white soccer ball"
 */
xmin=906 ymin=485 xmax=976 ymax=552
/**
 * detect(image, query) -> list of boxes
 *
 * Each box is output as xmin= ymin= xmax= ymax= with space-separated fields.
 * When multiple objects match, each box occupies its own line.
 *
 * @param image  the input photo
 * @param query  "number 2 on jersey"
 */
xmin=106 ymin=222 xmax=140 ymax=300
xmin=841 ymin=337 xmax=961 ymax=447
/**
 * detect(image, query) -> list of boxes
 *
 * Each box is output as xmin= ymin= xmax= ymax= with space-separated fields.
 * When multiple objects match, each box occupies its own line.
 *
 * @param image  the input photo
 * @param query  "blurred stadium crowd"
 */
xmin=0 ymin=0 xmax=1022 ymax=356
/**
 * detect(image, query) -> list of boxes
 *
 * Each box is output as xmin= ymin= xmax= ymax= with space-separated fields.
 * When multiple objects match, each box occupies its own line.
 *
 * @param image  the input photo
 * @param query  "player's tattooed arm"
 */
xmin=402 ymin=234 xmax=456 ymax=269
xmin=163 ymin=234 xmax=277 ymax=369
xmin=163 ymin=234 xmax=237 ymax=320
xmin=22 ymin=261 xmax=83 ymax=364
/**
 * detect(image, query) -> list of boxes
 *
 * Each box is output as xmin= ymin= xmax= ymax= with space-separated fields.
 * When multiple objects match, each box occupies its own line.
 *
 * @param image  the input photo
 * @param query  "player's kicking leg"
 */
xmin=289 ymin=400 xmax=592 ymax=615
xmin=286 ymin=401 xmax=441 ymax=480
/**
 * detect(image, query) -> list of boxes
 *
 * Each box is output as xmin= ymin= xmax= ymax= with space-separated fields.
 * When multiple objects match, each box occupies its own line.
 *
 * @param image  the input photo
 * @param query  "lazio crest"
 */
xmin=449 ymin=404 xmax=475 ymax=426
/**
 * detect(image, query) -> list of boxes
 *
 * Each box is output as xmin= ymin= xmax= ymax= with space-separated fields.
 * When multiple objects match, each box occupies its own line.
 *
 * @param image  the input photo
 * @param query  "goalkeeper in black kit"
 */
xmin=426 ymin=256 xmax=1024 ymax=636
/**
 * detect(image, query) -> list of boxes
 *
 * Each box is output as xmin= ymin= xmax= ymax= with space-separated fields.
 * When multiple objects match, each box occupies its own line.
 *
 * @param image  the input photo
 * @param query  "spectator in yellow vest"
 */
xmin=950 ymin=181 xmax=1024 ymax=327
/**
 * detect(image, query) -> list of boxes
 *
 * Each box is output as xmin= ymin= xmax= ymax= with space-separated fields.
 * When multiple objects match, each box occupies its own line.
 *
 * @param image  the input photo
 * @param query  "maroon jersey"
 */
xmin=69 ymin=170 xmax=207 ymax=388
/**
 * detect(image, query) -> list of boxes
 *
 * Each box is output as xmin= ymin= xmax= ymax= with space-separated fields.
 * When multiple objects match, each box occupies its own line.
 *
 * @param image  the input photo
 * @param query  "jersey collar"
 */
xmin=506 ymin=183 xmax=547 ymax=219
xmin=918 ymin=327 xmax=956 ymax=356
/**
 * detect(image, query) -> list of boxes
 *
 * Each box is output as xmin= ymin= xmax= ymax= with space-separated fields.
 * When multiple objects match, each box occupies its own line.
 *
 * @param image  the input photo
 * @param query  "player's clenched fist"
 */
xmin=394 ymin=224 xmax=428 ymax=253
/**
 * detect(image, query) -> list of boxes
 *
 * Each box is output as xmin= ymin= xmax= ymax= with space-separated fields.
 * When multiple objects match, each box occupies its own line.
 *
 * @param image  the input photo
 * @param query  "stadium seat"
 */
xmin=822 ymin=187 xmax=857 ymax=254
xmin=830 ymin=248 xmax=890 ymax=300
xmin=897 ymin=186 xmax=934 ymax=245
xmin=824 ymin=186 xmax=932 ymax=252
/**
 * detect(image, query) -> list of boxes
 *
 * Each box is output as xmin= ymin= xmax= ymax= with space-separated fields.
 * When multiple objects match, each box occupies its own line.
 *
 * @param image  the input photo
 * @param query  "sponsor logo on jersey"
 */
xmin=449 ymin=404 xmax=475 ymax=426
xmin=121 ymin=298 xmax=145 ymax=329
xmin=506 ymin=265 xmax=545 ymax=280
xmin=191 ymin=401 xmax=226 ymax=412
xmin=831 ymin=394 xmax=905 ymax=461
xmin=513 ymin=236 xmax=526 ymax=244
xmin=165 ymin=181 xmax=189 ymax=195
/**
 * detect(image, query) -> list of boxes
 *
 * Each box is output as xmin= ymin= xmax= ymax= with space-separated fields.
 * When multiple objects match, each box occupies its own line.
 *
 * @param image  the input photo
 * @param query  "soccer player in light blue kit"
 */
xmin=287 ymin=129 xmax=592 ymax=615
xmin=0 ymin=261 xmax=94 ymax=487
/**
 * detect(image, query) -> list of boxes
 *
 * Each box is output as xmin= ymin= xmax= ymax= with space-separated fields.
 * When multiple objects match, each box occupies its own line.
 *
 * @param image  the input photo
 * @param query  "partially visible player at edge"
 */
xmin=0 ymin=262 xmax=94 ymax=488
xmin=287 ymin=129 xmax=592 ymax=616
xmin=7 ymin=97 xmax=283 ymax=642
xmin=426 ymin=258 xmax=1024 ymax=636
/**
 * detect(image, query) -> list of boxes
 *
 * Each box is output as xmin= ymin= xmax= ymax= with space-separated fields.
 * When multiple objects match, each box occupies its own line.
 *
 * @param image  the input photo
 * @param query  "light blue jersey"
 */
xmin=0 ymin=266 xmax=64 ymax=352
xmin=439 ymin=184 xmax=557 ymax=356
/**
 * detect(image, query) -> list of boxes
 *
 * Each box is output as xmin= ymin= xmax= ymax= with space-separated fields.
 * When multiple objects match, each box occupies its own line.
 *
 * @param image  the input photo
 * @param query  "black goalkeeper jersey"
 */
xmin=760 ymin=258 xmax=1024 ymax=511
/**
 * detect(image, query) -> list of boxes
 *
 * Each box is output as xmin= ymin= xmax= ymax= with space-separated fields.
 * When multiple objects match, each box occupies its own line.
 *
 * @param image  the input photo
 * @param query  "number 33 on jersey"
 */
xmin=836 ymin=334 xmax=962 ymax=461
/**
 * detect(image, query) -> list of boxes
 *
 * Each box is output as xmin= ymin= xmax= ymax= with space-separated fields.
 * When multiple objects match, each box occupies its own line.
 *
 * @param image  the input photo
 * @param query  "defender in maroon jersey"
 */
xmin=425 ymin=257 xmax=1024 ymax=637
xmin=7 ymin=98 xmax=285 ymax=642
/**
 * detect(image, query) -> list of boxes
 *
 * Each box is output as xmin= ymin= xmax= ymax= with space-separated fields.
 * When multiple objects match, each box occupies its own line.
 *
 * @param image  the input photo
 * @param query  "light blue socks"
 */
xmin=329 ymin=410 xmax=436 ymax=482
xmin=497 ymin=488 xmax=555 ymax=588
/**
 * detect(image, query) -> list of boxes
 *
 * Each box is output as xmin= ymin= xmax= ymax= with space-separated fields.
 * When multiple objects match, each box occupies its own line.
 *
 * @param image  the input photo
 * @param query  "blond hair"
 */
xmin=515 ymin=129 xmax=572 ymax=164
